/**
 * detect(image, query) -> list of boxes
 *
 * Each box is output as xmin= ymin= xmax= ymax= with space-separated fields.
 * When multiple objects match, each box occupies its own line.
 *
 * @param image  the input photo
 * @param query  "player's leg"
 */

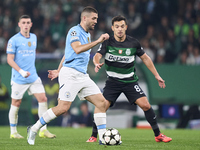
xmin=9 ymin=81 xmax=29 ymax=139
xmin=86 ymin=93 xmax=107 ymax=144
xmin=86 ymin=99 xmax=111 ymax=142
xmin=27 ymin=100 xmax=72 ymax=145
xmin=34 ymin=92 xmax=56 ymax=138
xmin=30 ymin=78 xmax=56 ymax=138
xmin=27 ymin=67 xmax=79 ymax=145
xmin=86 ymin=78 xmax=121 ymax=142
xmin=135 ymin=97 xmax=172 ymax=142
xmin=9 ymin=99 xmax=24 ymax=139
xmin=124 ymin=82 xmax=172 ymax=142
xmin=135 ymin=97 xmax=160 ymax=135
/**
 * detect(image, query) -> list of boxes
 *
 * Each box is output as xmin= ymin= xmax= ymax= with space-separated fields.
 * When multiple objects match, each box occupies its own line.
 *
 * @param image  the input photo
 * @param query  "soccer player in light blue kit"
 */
xmin=6 ymin=15 xmax=55 ymax=139
xmin=27 ymin=6 xmax=109 ymax=145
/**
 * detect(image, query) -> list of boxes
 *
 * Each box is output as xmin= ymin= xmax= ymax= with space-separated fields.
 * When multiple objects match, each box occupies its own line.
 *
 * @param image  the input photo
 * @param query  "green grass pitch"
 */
xmin=0 ymin=126 xmax=199 ymax=150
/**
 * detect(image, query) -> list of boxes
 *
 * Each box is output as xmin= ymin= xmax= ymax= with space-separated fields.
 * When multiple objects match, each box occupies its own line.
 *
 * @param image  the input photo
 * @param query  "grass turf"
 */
xmin=0 ymin=126 xmax=199 ymax=150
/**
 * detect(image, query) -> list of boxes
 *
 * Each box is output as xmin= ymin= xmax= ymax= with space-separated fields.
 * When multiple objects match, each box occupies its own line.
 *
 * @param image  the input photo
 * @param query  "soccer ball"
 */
xmin=102 ymin=128 xmax=121 ymax=145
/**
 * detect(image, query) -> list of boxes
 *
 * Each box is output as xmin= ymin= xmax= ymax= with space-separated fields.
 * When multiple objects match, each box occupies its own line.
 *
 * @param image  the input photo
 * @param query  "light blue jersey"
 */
xmin=63 ymin=24 xmax=91 ymax=74
xmin=6 ymin=32 xmax=38 ymax=84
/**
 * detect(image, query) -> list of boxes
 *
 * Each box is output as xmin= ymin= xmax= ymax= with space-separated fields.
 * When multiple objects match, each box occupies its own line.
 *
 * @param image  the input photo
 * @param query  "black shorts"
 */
xmin=103 ymin=77 xmax=146 ymax=107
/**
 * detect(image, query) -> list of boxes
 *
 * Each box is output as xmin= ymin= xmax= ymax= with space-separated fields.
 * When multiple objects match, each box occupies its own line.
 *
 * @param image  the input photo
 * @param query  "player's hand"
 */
xmin=94 ymin=63 xmax=104 ymax=73
xmin=155 ymin=75 xmax=166 ymax=88
xmin=48 ymin=70 xmax=59 ymax=80
xmin=19 ymin=69 xmax=30 ymax=78
xmin=98 ymin=33 xmax=109 ymax=43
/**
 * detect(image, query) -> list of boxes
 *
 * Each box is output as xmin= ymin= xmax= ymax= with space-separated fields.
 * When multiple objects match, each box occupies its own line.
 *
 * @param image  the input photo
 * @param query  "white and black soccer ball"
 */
xmin=102 ymin=128 xmax=121 ymax=145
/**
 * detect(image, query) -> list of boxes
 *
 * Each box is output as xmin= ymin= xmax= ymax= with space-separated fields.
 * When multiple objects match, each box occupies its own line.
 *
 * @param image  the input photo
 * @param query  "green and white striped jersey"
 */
xmin=97 ymin=35 xmax=145 ymax=83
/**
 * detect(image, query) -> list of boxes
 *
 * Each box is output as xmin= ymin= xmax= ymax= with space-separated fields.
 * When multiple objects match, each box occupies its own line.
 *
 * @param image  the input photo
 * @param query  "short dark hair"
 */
xmin=19 ymin=15 xmax=31 ymax=21
xmin=112 ymin=15 xmax=127 ymax=25
xmin=81 ymin=6 xmax=98 ymax=15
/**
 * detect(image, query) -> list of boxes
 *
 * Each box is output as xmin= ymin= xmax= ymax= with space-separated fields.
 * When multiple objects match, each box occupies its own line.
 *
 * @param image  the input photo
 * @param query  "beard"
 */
xmin=86 ymin=22 xmax=95 ymax=31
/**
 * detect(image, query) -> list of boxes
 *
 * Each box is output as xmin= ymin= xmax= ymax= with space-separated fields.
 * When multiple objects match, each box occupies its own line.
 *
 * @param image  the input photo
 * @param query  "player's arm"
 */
xmin=48 ymin=55 xmax=65 ymax=80
xmin=7 ymin=54 xmax=30 ymax=78
xmin=93 ymin=53 xmax=103 ymax=73
xmin=140 ymin=53 xmax=166 ymax=88
xmin=72 ymin=33 xmax=109 ymax=54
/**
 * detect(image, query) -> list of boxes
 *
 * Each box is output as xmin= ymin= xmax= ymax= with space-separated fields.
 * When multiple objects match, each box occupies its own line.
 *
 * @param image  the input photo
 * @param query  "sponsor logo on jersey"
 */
xmin=28 ymin=41 xmax=31 ymax=47
xmin=71 ymin=31 xmax=77 ymax=36
xmin=126 ymin=49 xmax=131 ymax=55
xmin=108 ymin=55 xmax=129 ymax=62
xmin=109 ymin=49 xmax=115 ymax=53
xmin=71 ymin=36 xmax=79 ymax=41
xmin=119 ymin=50 xmax=122 ymax=54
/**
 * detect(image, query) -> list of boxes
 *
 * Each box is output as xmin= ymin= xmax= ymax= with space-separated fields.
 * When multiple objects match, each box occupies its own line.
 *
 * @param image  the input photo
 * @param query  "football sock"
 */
xmin=144 ymin=107 xmax=160 ymax=136
xmin=31 ymin=108 xmax=57 ymax=132
xmin=38 ymin=102 xmax=48 ymax=131
xmin=94 ymin=113 xmax=106 ymax=141
xmin=9 ymin=105 xmax=19 ymax=134
xmin=91 ymin=120 xmax=98 ymax=138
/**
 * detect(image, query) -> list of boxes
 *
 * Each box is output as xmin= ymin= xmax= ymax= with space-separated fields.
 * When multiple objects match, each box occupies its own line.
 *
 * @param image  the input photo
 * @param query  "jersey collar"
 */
xmin=78 ymin=24 xmax=88 ymax=33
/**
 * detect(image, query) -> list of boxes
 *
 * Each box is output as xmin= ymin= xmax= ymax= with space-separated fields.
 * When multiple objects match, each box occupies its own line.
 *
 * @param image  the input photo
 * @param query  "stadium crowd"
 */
xmin=0 ymin=0 xmax=200 ymax=65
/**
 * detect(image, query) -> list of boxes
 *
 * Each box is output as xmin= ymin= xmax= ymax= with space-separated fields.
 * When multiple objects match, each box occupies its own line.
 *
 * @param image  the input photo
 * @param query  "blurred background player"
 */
xmin=86 ymin=15 xmax=172 ymax=143
xmin=27 ymin=6 xmax=109 ymax=145
xmin=6 ymin=15 xmax=55 ymax=139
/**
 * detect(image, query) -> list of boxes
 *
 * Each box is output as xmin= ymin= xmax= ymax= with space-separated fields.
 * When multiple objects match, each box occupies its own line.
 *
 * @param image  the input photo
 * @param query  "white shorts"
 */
xmin=58 ymin=67 xmax=101 ymax=101
xmin=11 ymin=77 xmax=45 ymax=99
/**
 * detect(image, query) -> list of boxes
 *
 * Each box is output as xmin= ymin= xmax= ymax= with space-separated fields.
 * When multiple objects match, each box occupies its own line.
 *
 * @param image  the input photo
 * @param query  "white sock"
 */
xmin=38 ymin=102 xmax=48 ymax=131
xmin=31 ymin=108 xmax=57 ymax=132
xmin=94 ymin=113 xmax=106 ymax=141
xmin=9 ymin=105 xmax=19 ymax=134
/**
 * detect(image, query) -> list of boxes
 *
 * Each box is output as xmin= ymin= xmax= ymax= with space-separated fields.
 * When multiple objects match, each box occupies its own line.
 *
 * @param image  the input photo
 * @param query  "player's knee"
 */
xmin=141 ymin=103 xmax=151 ymax=111
xmin=57 ymin=102 xmax=71 ymax=115
xmin=60 ymin=107 xmax=69 ymax=114
xmin=97 ymin=98 xmax=107 ymax=112
xmin=40 ymin=96 xmax=47 ymax=103
xmin=105 ymin=100 xmax=111 ymax=111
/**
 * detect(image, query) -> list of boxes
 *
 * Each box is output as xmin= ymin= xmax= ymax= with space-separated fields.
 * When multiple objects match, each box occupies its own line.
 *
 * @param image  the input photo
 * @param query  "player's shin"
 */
xmin=31 ymin=108 xmax=57 ymax=132
xmin=94 ymin=113 xmax=106 ymax=141
xmin=9 ymin=105 xmax=19 ymax=134
xmin=38 ymin=102 xmax=48 ymax=131
xmin=144 ymin=107 xmax=160 ymax=136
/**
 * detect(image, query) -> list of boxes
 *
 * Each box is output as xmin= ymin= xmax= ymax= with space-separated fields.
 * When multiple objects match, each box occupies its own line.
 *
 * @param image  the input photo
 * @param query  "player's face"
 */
xmin=112 ymin=20 xmax=127 ymax=39
xmin=18 ymin=18 xmax=32 ymax=34
xmin=86 ymin=12 xmax=98 ymax=31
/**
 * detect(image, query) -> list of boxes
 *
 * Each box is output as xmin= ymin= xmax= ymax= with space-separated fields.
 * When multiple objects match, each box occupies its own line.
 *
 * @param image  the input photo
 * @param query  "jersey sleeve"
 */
xmin=97 ymin=40 xmax=107 ymax=56
xmin=68 ymin=28 xmax=80 ymax=44
xmin=135 ymin=40 xmax=145 ymax=57
xmin=6 ymin=38 xmax=16 ymax=54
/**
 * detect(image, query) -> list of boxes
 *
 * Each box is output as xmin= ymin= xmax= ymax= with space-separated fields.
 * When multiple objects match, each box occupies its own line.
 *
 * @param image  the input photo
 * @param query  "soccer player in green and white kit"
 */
xmin=87 ymin=15 xmax=172 ymax=143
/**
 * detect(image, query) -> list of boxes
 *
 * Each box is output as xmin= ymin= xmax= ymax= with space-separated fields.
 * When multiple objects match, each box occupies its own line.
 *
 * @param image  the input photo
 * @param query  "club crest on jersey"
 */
xmin=33 ymin=41 xmax=36 ymax=46
xmin=15 ymin=91 xmax=19 ymax=96
xmin=71 ymin=31 xmax=77 ymax=36
xmin=65 ymin=92 xmax=71 ymax=98
xmin=119 ymin=50 xmax=123 ymax=54
xmin=126 ymin=49 xmax=131 ymax=55
xmin=28 ymin=42 xmax=31 ymax=47
xmin=87 ymin=37 xmax=90 ymax=43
